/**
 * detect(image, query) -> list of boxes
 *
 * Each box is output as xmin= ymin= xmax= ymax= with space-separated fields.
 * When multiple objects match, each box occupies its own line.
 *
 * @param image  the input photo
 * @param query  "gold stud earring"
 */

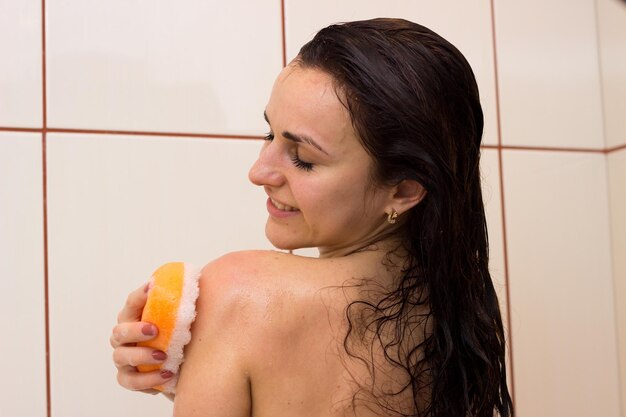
xmin=387 ymin=209 xmax=398 ymax=224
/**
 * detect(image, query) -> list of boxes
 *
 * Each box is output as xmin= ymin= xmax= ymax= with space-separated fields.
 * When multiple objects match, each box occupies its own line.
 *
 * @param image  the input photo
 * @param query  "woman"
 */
xmin=111 ymin=18 xmax=513 ymax=417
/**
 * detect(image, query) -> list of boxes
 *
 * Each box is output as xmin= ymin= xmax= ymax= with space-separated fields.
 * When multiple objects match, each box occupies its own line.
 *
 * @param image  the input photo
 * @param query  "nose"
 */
xmin=248 ymin=141 xmax=284 ymax=187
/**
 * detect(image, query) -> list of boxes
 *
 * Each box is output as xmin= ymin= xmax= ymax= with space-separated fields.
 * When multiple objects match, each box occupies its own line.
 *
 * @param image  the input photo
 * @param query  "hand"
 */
xmin=110 ymin=282 xmax=175 ymax=394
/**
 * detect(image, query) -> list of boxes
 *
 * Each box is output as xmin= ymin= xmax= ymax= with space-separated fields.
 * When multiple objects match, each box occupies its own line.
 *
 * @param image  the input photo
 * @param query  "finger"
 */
xmin=117 ymin=282 xmax=151 ymax=323
xmin=110 ymin=321 xmax=158 ymax=348
xmin=113 ymin=346 xmax=167 ymax=368
xmin=116 ymin=367 xmax=175 ymax=392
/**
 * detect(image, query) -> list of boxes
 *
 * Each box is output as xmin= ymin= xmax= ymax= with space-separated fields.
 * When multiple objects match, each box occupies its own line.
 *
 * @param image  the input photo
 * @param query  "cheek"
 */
xmin=294 ymin=160 xmax=377 ymax=222
xmin=305 ymin=178 xmax=372 ymax=222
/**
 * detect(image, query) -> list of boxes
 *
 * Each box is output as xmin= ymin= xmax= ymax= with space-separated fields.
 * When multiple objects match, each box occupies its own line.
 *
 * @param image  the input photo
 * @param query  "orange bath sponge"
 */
xmin=137 ymin=262 xmax=201 ymax=394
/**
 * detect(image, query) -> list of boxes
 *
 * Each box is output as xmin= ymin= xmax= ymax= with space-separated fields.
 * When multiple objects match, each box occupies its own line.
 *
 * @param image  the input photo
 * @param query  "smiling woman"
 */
xmin=250 ymin=65 xmax=411 ymax=257
xmin=110 ymin=18 xmax=513 ymax=417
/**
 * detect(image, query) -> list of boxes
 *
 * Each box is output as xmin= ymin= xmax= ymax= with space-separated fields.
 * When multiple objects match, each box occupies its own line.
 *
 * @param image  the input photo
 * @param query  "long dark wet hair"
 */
xmin=297 ymin=18 xmax=513 ymax=417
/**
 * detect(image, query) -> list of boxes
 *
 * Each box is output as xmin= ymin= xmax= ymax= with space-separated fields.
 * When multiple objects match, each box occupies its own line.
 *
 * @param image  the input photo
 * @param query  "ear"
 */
xmin=386 ymin=179 xmax=427 ymax=215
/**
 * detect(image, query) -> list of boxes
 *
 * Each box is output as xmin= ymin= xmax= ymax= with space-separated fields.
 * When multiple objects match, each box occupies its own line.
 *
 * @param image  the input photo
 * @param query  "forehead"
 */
xmin=265 ymin=64 xmax=358 ymax=154
xmin=272 ymin=64 xmax=341 ymax=110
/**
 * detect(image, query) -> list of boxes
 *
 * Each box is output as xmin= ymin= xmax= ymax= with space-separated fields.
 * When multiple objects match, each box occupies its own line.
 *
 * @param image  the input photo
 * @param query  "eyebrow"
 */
xmin=264 ymin=111 xmax=329 ymax=155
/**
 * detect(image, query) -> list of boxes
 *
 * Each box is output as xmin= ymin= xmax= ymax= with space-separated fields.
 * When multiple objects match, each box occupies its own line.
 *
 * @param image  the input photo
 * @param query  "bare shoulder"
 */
xmin=201 ymin=249 xmax=317 ymax=276
xmin=196 ymin=250 xmax=280 ymax=317
xmin=199 ymin=250 xmax=326 ymax=296
xmin=195 ymin=250 xmax=321 ymax=328
xmin=193 ymin=250 xmax=347 ymax=345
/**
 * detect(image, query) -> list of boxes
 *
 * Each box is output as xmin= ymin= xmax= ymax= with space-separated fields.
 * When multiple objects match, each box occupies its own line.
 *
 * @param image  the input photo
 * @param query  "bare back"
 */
xmin=173 ymin=250 xmax=421 ymax=417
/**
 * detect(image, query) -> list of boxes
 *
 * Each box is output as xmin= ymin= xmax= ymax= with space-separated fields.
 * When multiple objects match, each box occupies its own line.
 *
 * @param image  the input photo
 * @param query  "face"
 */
xmin=248 ymin=64 xmax=395 ymax=258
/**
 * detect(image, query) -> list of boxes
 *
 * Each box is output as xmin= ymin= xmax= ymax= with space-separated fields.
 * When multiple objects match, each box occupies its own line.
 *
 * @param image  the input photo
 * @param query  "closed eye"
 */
xmin=291 ymin=154 xmax=314 ymax=172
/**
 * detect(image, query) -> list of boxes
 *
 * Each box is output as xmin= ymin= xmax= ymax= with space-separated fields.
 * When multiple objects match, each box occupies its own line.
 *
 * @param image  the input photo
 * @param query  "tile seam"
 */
xmin=280 ymin=0 xmax=287 ymax=68
xmin=604 ymin=138 xmax=625 ymax=417
xmin=46 ymin=128 xmax=264 ymax=140
xmin=0 ymin=127 xmax=43 ymax=133
xmin=592 ymin=0 xmax=611 ymax=153
xmin=596 ymin=0 xmax=624 ymax=403
xmin=490 ymin=0 xmax=516 ymax=407
xmin=2 ymin=125 xmax=624 ymax=153
xmin=41 ymin=0 xmax=51 ymax=415
xmin=607 ymin=143 xmax=626 ymax=154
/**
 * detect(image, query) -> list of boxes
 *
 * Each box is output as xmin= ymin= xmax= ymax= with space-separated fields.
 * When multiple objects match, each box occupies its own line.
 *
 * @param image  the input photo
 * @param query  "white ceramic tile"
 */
xmin=47 ymin=134 xmax=272 ymax=416
xmin=46 ymin=0 xmax=282 ymax=135
xmin=608 ymin=149 xmax=626 ymax=414
xmin=597 ymin=0 xmax=626 ymax=149
xmin=494 ymin=0 xmax=604 ymax=149
xmin=0 ymin=132 xmax=46 ymax=416
xmin=0 ymin=0 xmax=42 ymax=127
xmin=503 ymin=150 xmax=619 ymax=417
xmin=284 ymin=0 xmax=499 ymax=146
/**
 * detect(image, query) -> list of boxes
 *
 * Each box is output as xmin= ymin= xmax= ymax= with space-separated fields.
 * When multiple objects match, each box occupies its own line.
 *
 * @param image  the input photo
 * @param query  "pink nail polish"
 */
xmin=161 ymin=370 xmax=174 ymax=379
xmin=141 ymin=324 xmax=156 ymax=336
xmin=152 ymin=350 xmax=167 ymax=361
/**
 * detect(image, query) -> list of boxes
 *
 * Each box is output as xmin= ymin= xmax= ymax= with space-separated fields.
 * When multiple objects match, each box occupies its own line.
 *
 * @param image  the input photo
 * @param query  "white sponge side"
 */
xmin=160 ymin=263 xmax=201 ymax=394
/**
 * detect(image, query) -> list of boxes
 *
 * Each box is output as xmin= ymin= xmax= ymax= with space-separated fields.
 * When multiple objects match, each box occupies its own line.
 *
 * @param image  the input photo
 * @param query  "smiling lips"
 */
xmin=266 ymin=197 xmax=300 ymax=218
xmin=270 ymin=198 xmax=299 ymax=212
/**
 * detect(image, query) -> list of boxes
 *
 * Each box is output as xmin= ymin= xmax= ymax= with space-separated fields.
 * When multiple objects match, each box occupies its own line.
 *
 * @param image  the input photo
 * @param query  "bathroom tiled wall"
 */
xmin=610 ymin=150 xmax=626 ymax=413
xmin=0 ymin=132 xmax=46 ymax=417
xmin=1 ymin=1 xmax=624 ymax=416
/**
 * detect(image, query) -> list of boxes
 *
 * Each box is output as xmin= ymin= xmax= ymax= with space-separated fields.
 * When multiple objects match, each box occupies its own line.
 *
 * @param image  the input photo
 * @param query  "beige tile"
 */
xmin=47 ymin=134 xmax=272 ymax=416
xmin=46 ymin=0 xmax=282 ymax=135
xmin=284 ymin=0 xmax=499 ymax=145
xmin=0 ymin=0 xmax=42 ymax=127
xmin=608 ymin=149 xmax=626 ymax=415
xmin=597 ymin=0 xmax=626 ymax=149
xmin=503 ymin=150 xmax=619 ymax=417
xmin=494 ymin=0 xmax=604 ymax=149
xmin=0 ymin=132 xmax=46 ymax=415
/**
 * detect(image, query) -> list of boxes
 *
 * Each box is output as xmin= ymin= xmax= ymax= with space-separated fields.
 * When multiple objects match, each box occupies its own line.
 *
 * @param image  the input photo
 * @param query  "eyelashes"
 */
xmin=264 ymin=132 xmax=314 ymax=172
xmin=290 ymin=155 xmax=314 ymax=172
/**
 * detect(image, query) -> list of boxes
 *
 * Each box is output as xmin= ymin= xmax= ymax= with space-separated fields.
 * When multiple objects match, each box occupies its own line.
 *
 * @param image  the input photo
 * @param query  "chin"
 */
xmin=267 ymin=236 xmax=300 ymax=251
xmin=265 ymin=228 xmax=298 ymax=250
xmin=265 ymin=228 xmax=304 ymax=251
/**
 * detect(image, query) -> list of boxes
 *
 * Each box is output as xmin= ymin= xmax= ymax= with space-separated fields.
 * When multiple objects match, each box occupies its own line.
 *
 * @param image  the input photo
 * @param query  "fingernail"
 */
xmin=152 ymin=350 xmax=167 ymax=361
xmin=142 ymin=324 xmax=156 ymax=336
xmin=144 ymin=282 xmax=151 ymax=293
xmin=161 ymin=370 xmax=174 ymax=379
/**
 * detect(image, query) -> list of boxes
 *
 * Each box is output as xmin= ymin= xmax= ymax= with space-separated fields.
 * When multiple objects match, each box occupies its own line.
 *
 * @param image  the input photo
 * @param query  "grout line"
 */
xmin=606 ymin=143 xmax=626 ymax=154
xmin=499 ymin=144 xmax=606 ymax=153
xmin=280 ymin=0 xmax=287 ymax=67
xmin=490 ymin=0 xmax=516 ymax=408
xmin=592 ymin=0 xmax=611 ymax=154
xmin=42 ymin=12 xmax=47 ymax=130
xmin=604 ymin=132 xmax=625 ymax=417
xmin=45 ymin=128 xmax=264 ymax=140
xmin=2 ymin=124 xmax=624 ymax=153
xmin=594 ymin=1 xmax=624 ymax=414
xmin=41 ymin=0 xmax=51 ymax=415
xmin=0 ymin=127 xmax=43 ymax=133
xmin=42 ymin=131 xmax=51 ymax=417
xmin=281 ymin=0 xmax=291 ymax=257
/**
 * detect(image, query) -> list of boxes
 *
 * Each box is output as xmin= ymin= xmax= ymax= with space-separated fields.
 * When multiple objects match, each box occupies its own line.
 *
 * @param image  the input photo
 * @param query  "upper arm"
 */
xmin=173 ymin=254 xmax=256 ymax=417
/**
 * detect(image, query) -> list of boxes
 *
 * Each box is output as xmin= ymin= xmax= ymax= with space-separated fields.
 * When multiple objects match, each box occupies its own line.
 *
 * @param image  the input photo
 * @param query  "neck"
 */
xmin=317 ymin=235 xmax=405 ymax=259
